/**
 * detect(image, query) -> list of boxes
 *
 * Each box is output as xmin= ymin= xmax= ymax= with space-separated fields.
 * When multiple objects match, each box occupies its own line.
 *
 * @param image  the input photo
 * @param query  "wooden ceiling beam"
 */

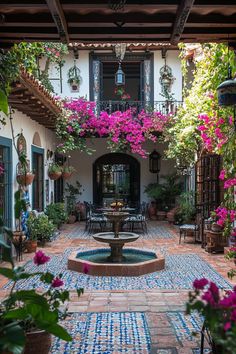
xmin=170 ymin=0 xmax=195 ymax=45
xmin=46 ymin=0 xmax=69 ymax=44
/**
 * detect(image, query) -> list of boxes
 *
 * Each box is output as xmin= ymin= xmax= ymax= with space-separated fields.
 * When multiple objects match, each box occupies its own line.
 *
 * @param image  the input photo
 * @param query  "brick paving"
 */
xmin=0 ymin=220 xmax=234 ymax=353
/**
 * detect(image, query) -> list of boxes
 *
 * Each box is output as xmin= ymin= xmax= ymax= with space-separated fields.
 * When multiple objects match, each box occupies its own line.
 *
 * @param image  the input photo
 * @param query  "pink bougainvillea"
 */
xmin=56 ymin=98 xmax=170 ymax=157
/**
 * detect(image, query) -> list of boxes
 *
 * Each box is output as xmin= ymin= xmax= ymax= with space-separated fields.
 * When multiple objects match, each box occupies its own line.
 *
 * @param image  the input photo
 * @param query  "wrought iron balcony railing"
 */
xmin=96 ymin=100 xmax=183 ymax=115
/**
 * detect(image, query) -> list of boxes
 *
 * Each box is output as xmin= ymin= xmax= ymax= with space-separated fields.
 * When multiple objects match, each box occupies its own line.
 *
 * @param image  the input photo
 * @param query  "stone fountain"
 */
xmin=93 ymin=211 xmax=139 ymax=262
xmin=68 ymin=209 xmax=165 ymax=276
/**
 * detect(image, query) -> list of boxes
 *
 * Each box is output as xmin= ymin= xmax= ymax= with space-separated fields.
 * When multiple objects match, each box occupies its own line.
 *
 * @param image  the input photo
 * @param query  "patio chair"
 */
xmin=124 ymin=202 xmax=148 ymax=233
xmin=84 ymin=202 xmax=107 ymax=233
xmin=179 ymin=223 xmax=198 ymax=244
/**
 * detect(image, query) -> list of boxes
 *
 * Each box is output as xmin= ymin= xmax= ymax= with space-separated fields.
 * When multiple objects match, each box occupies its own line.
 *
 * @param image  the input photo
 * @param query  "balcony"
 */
xmin=96 ymin=100 xmax=183 ymax=115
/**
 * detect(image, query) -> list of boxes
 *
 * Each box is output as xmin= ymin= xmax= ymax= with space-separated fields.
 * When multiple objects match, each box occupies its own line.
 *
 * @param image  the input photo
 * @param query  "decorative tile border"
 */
xmin=3 ymin=250 xmax=231 ymax=291
xmin=51 ymin=312 xmax=151 ymax=354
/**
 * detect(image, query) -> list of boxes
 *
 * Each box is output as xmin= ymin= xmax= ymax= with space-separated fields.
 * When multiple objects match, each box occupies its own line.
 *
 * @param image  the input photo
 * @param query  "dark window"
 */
xmin=32 ymin=148 xmax=44 ymax=211
xmin=0 ymin=142 xmax=12 ymax=227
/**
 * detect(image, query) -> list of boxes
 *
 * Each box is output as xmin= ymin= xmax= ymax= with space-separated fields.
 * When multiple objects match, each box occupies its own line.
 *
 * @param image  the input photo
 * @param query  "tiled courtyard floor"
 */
xmin=0 ymin=220 xmax=235 ymax=353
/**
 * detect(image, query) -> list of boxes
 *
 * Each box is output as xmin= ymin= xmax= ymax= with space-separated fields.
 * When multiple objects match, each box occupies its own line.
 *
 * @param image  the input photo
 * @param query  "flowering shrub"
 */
xmin=187 ymin=278 xmax=236 ymax=353
xmin=56 ymin=97 xmax=170 ymax=158
xmin=0 ymin=245 xmax=83 ymax=353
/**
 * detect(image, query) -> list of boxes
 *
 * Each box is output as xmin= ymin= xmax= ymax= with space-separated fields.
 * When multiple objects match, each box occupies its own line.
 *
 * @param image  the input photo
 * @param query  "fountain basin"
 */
xmin=68 ymin=248 xmax=165 ymax=276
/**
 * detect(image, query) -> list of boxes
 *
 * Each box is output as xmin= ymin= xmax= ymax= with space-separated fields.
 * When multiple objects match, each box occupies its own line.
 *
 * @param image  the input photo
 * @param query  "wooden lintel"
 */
xmin=46 ymin=0 xmax=69 ymax=44
xmin=170 ymin=0 xmax=195 ymax=45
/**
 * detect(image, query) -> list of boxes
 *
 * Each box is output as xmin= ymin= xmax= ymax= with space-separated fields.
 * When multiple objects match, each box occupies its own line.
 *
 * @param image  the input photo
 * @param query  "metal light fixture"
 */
xmin=159 ymin=50 xmax=174 ymax=100
xmin=149 ymin=150 xmax=161 ymax=181
xmin=114 ymin=43 xmax=126 ymax=86
xmin=115 ymin=63 xmax=125 ymax=86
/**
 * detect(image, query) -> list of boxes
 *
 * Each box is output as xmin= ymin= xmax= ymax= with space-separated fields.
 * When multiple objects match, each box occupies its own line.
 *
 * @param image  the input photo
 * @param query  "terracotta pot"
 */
xmin=77 ymin=202 xmax=86 ymax=220
xmin=211 ymin=222 xmax=223 ymax=233
xmin=156 ymin=211 xmax=167 ymax=221
xmin=17 ymin=173 xmax=35 ymax=186
xmin=148 ymin=203 xmax=157 ymax=220
xmin=23 ymin=330 xmax=51 ymax=354
xmin=48 ymin=171 xmax=62 ymax=180
xmin=68 ymin=214 xmax=76 ymax=224
xmin=62 ymin=171 xmax=72 ymax=180
xmin=25 ymin=240 xmax=37 ymax=253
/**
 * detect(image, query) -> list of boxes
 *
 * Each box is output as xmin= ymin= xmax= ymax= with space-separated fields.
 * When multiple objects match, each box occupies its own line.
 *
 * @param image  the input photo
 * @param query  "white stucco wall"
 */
xmin=0 ymin=110 xmax=58 ymax=227
xmin=44 ymin=49 xmax=182 ymax=102
xmin=68 ymin=139 xmax=175 ymax=204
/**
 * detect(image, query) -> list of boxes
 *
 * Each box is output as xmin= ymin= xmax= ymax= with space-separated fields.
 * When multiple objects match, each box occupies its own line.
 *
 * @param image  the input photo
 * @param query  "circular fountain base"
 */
xmin=68 ymin=248 xmax=165 ymax=276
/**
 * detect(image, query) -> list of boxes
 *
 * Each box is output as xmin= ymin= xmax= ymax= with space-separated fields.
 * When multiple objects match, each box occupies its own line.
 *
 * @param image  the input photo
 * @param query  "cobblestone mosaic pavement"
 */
xmin=0 ymin=221 xmax=234 ymax=353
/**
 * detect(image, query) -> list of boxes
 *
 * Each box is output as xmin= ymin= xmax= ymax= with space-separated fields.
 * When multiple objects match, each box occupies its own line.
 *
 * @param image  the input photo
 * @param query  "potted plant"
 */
xmin=62 ymin=165 xmax=75 ymax=180
xmin=0 ymin=233 xmax=83 ymax=354
xmin=174 ymin=191 xmax=196 ymax=225
xmin=187 ymin=278 xmax=236 ymax=354
xmin=45 ymin=203 xmax=67 ymax=228
xmin=25 ymin=215 xmax=38 ymax=253
xmin=27 ymin=213 xmax=55 ymax=247
xmin=47 ymin=163 xmax=62 ymax=180
xmin=16 ymin=154 xmax=35 ymax=186
xmin=13 ymin=190 xmax=27 ymax=246
xmin=65 ymin=181 xmax=82 ymax=223
xmin=67 ymin=64 xmax=82 ymax=92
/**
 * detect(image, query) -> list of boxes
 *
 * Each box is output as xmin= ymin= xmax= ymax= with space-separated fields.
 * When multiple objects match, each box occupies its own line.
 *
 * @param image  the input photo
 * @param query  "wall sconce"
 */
xmin=159 ymin=50 xmax=175 ymax=100
xmin=149 ymin=149 xmax=161 ymax=182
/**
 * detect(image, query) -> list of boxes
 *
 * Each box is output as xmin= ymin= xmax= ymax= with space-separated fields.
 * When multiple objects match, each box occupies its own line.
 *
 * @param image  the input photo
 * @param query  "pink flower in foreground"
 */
xmin=224 ymin=322 xmax=231 ymax=331
xmin=82 ymin=263 xmax=90 ymax=274
xmin=193 ymin=278 xmax=208 ymax=290
xmin=33 ymin=251 xmax=50 ymax=266
xmin=51 ymin=277 xmax=64 ymax=288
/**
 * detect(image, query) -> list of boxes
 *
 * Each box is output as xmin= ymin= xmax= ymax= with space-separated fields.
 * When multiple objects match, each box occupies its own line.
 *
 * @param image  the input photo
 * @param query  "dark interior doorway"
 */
xmin=102 ymin=62 xmax=141 ymax=101
xmin=93 ymin=153 xmax=140 ymax=207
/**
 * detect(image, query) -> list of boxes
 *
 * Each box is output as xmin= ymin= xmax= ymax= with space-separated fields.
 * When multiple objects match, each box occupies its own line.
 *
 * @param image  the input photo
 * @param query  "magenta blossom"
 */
xmin=219 ymin=169 xmax=226 ymax=180
xmin=193 ymin=278 xmax=208 ymax=290
xmin=33 ymin=251 xmax=50 ymax=266
xmin=82 ymin=262 xmax=90 ymax=274
xmin=51 ymin=277 xmax=64 ymax=288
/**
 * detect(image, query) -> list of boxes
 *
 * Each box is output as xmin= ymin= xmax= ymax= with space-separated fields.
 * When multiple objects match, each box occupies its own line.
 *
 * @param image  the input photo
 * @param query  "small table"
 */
xmin=179 ymin=224 xmax=197 ymax=244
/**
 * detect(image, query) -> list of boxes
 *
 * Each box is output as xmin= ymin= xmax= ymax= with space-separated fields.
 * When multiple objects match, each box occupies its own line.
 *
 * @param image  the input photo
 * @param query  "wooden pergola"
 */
xmin=0 ymin=1 xmax=236 ymax=47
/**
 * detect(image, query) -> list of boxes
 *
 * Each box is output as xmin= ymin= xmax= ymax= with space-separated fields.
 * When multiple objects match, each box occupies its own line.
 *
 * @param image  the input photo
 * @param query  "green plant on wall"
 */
xmin=164 ymin=43 xmax=236 ymax=170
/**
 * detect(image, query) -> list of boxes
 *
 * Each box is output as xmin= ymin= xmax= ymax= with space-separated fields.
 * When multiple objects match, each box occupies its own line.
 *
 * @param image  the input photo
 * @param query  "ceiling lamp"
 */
xmin=114 ymin=43 xmax=126 ymax=86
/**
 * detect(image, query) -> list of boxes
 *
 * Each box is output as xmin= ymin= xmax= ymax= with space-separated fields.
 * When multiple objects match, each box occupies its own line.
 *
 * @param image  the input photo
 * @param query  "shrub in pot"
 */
xmin=65 ymin=181 xmax=82 ymax=223
xmin=62 ymin=165 xmax=75 ymax=180
xmin=174 ymin=191 xmax=196 ymax=225
xmin=0 ymin=230 xmax=83 ymax=354
xmin=47 ymin=163 xmax=62 ymax=180
xmin=16 ymin=154 xmax=35 ymax=187
xmin=45 ymin=203 xmax=67 ymax=228
xmin=13 ymin=190 xmax=27 ymax=247
xmin=27 ymin=213 xmax=55 ymax=247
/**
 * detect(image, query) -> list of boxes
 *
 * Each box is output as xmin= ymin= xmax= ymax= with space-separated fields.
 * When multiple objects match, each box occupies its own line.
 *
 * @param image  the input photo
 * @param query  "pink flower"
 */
xmin=219 ymin=170 xmax=226 ymax=180
xmin=0 ymin=163 xmax=4 ymax=176
xmin=51 ymin=277 xmax=64 ymax=288
xmin=224 ymin=322 xmax=231 ymax=331
xmin=82 ymin=263 xmax=90 ymax=274
xmin=193 ymin=278 xmax=208 ymax=290
xmin=33 ymin=251 xmax=50 ymax=266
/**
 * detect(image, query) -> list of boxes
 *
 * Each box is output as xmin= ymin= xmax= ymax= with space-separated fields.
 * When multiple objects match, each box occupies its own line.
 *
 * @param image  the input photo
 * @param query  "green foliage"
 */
xmin=174 ymin=191 xmax=196 ymax=224
xmin=65 ymin=180 xmax=83 ymax=215
xmin=0 ymin=217 xmax=83 ymax=353
xmin=144 ymin=174 xmax=182 ymax=210
xmin=45 ymin=203 xmax=67 ymax=228
xmin=48 ymin=163 xmax=62 ymax=174
xmin=27 ymin=213 xmax=55 ymax=242
xmin=165 ymin=43 xmax=236 ymax=169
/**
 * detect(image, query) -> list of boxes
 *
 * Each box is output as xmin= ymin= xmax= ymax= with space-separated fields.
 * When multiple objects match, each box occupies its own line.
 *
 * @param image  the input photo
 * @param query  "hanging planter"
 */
xmin=48 ymin=163 xmax=62 ymax=180
xmin=16 ymin=159 xmax=34 ymax=186
xmin=67 ymin=63 xmax=82 ymax=92
xmin=62 ymin=165 xmax=76 ymax=180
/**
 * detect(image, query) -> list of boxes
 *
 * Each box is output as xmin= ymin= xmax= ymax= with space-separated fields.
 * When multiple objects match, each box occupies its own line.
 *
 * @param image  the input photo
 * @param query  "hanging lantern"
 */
xmin=115 ymin=63 xmax=125 ymax=86
xmin=149 ymin=150 xmax=161 ymax=173
xmin=217 ymin=78 xmax=236 ymax=106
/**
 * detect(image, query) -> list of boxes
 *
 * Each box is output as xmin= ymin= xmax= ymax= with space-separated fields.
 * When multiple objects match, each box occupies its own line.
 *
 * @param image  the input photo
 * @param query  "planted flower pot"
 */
xmin=17 ymin=173 xmax=35 ymax=186
xmin=62 ymin=171 xmax=72 ymax=180
xmin=48 ymin=171 xmax=62 ymax=180
xmin=211 ymin=222 xmax=223 ymax=232
xmin=68 ymin=214 xmax=76 ymax=224
xmin=23 ymin=330 xmax=51 ymax=354
xmin=25 ymin=240 xmax=37 ymax=253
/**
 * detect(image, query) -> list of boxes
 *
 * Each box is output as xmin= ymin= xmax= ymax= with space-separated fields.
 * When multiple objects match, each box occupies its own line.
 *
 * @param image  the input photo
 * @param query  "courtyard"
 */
xmin=0 ymin=220 xmax=233 ymax=353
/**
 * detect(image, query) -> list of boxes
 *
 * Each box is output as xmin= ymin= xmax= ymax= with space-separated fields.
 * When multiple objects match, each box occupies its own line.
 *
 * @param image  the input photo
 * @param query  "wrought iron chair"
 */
xmin=124 ymin=202 xmax=148 ymax=233
xmin=84 ymin=202 xmax=107 ymax=233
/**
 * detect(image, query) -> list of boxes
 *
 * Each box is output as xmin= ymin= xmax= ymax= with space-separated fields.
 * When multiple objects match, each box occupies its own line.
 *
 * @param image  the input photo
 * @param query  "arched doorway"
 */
xmin=93 ymin=153 xmax=140 ymax=207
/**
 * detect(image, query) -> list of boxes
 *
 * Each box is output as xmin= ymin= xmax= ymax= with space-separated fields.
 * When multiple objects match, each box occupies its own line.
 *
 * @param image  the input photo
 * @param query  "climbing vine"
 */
xmin=165 ymin=43 xmax=236 ymax=170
